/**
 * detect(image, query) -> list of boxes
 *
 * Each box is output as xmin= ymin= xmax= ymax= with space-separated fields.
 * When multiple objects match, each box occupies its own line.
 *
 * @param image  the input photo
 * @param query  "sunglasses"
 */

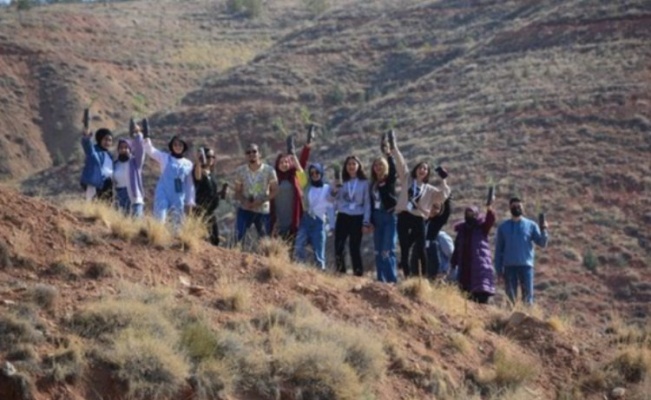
xmin=246 ymin=150 xmax=258 ymax=155
xmin=206 ymin=155 xmax=215 ymax=159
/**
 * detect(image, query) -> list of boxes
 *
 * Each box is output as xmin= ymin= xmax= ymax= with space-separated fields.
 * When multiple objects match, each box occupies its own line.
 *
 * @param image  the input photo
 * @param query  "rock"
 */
xmin=1 ymin=299 xmax=16 ymax=306
xmin=2 ymin=362 xmax=16 ymax=377
xmin=611 ymin=387 xmax=625 ymax=399
xmin=188 ymin=286 xmax=205 ymax=296
xmin=572 ymin=345 xmax=580 ymax=355
xmin=352 ymin=284 xmax=363 ymax=292
xmin=176 ymin=262 xmax=191 ymax=274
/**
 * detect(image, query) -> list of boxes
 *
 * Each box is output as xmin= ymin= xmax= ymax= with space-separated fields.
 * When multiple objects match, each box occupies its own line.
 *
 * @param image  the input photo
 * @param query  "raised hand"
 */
xmin=286 ymin=134 xmax=296 ymax=155
xmin=387 ymin=129 xmax=396 ymax=150
xmin=307 ymin=124 xmax=316 ymax=145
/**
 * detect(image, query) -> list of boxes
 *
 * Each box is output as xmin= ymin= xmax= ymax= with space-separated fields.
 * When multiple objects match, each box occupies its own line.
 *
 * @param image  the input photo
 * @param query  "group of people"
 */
xmin=80 ymin=121 xmax=549 ymax=305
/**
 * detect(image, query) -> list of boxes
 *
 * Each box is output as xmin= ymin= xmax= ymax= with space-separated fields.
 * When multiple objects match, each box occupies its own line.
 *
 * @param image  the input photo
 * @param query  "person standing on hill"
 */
xmin=294 ymin=162 xmax=332 ymax=269
xmin=451 ymin=205 xmax=496 ymax=304
xmin=193 ymin=146 xmax=226 ymax=246
xmin=331 ymin=155 xmax=371 ymax=276
xmin=390 ymin=131 xmax=451 ymax=279
xmin=233 ymin=143 xmax=278 ymax=242
xmin=411 ymin=196 xmax=453 ymax=278
xmin=369 ymin=137 xmax=398 ymax=283
xmin=494 ymin=197 xmax=549 ymax=305
xmin=144 ymin=134 xmax=195 ymax=228
xmin=270 ymin=130 xmax=313 ymax=242
xmin=80 ymin=127 xmax=114 ymax=202
xmin=113 ymin=122 xmax=146 ymax=217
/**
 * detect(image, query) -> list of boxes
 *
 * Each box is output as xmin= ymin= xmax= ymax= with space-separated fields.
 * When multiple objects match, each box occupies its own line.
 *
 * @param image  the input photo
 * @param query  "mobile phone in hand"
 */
xmin=486 ymin=186 xmax=495 ymax=206
xmin=539 ymin=212 xmax=546 ymax=229
xmin=141 ymin=118 xmax=150 ymax=138
xmin=83 ymin=108 xmax=90 ymax=130
xmin=435 ymin=166 xmax=448 ymax=179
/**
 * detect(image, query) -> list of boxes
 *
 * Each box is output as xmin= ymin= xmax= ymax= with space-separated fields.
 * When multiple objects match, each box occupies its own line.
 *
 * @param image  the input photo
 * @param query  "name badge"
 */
xmin=425 ymin=240 xmax=430 ymax=249
xmin=174 ymin=178 xmax=183 ymax=193
xmin=349 ymin=203 xmax=356 ymax=210
xmin=374 ymin=201 xmax=381 ymax=210
xmin=406 ymin=202 xmax=414 ymax=211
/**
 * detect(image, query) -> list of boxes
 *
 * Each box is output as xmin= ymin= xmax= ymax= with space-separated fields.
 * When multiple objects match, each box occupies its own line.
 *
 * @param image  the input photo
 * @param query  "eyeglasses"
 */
xmin=206 ymin=155 xmax=216 ymax=159
xmin=246 ymin=150 xmax=258 ymax=155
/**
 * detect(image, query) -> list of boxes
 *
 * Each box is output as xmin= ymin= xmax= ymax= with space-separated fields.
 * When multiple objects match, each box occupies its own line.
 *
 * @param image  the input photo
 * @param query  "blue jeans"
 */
xmin=236 ymin=208 xmax=270 ymax=242
xmin=372 ymin=210 xmax=397 ymax=283
xmin=115 ymin=188 xmax=131 ymax=215
xmin=294 ymin=214 xmax=326 ymax=269
xmin=504 ymin=265 xmax=534 ymax=305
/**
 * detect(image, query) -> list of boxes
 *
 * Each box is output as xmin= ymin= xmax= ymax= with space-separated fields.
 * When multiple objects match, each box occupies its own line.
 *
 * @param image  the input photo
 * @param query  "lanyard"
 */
xmin=346 ymin=179 xmax=358 ymax=202
xmin=410 ymin=181 xmax=424 ymax=202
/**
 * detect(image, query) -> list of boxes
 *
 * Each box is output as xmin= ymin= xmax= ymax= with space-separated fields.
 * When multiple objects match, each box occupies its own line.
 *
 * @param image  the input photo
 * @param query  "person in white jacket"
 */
xmin=294 ymin=163 xmax=332 ymax=269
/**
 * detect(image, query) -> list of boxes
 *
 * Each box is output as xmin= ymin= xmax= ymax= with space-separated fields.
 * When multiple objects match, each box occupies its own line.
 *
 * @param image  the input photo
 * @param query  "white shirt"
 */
xmin=306 ymin=184 xmax=332 ymax=222
xmin=113 ymin=161 xmax=129 ymax=188
xmin=100 ymin=152 xmax=113 ymax=179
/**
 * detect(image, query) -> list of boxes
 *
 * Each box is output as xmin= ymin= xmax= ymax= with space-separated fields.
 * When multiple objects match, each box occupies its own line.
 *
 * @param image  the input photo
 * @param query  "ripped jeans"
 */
xmin=372 ymin=209 xmax=398 ymax=283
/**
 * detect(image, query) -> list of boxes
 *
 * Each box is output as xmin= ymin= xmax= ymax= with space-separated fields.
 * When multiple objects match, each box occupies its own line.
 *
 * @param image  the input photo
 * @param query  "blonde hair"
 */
xmin=371 ymin=157 xmax=389 ymax=182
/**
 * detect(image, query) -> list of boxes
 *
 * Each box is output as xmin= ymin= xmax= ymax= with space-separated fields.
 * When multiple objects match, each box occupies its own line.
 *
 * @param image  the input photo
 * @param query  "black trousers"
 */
xmin=397 ymin=212 xmax=427 ymax=278
xmin=469 ymin=292 xmax=492 ymax=304
xmin=410 ymin=238 xmax=441 ymax=278
xmin=194 ymin=207 xmax=220 ymax=246
xmin=334 ymin=213 xmax=364 ymax=276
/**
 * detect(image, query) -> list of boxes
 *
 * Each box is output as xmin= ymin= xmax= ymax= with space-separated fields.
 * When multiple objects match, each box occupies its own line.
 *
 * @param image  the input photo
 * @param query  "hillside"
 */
xmin=1 ymin=186 xmax=650 ymax=400
xmin=49 ymin=0 xmax=649 ymax=319
xmin=0 ymin=0 xmax=324 ymax=180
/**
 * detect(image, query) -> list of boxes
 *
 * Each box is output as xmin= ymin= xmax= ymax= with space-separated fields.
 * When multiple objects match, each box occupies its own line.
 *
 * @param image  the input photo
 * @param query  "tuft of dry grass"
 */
xmin=138 ymin=217 xmax=173 ymax=248
xmin=29 ymin=284 xmax=59 ymax=311
xmin=108 ymin=329 xmax=190 ymax=400
xmin=0 ymin=312 xmax=44 ymax=351
xmin=398 ymin=278 xmax=432 ymax=300
xmin=215 ymin=283 xmax=251 ymax=312
xmin=398 ymin=279 xmax=468 ymax=316
xmin=42 ymin=342 xmax=85 ymax=384
xmin=257 ymin=237 xmax=290 ymax=262
xmin=85 ymin=259 xmax=115 ymax=280
xmin=547 ymin=314 xmax=573 ymax=333
xmin=492 ymin=345 xmax=539 ymax=389
xmin=449 ymin=332 xmax=472 ymax=355
xmin=0 ymin=242 xmax=12 ymax=269
xmin=193 ymin=358 xmax=235 ymax=400
xmin=177 ymin=214 xmax=206 ymax=252
xmin=609 ymin=347 xmax=651 ymax=383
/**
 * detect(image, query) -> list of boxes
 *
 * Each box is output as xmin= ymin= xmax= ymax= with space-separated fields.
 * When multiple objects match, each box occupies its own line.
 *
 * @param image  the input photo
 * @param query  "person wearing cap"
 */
xmin=80 ymin=127 xmax=114 ymax=202
xmin=193 ymin=146 xmax=226 ymax=246
xmin=113 ymin=124 xmax=146 ymax=217
xmin=144 ymin=134 xmax=195 ymax=227
xmin=450 ymin=204 xmax=496 ymax=304
xmin=494 ymin=197 xmax=549 ymax=305
xmin=331 ymin=155 xmax=371 ymax=277
xmin=294 ymin=162 xmax=332 ymax=269
xmin=389 ymin=131 xmax=450 ymax=279
xmin=233 ymin=143 xmax=278 ymax=242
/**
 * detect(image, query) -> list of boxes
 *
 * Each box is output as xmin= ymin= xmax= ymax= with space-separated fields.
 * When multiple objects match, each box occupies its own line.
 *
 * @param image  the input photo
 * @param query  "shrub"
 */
xmin=181 ymin=322 xmax=219 ymax=363
xmin=0 ymin=313 xmax=43 ymax=351
xmin=582 ymin=248 xmax=598 ymax=272
xmin=493 ymin=346 xmax=539 ymax=389
xmin=0 ymin=242 xmax=12 ymax=268
xmin=29 ymin=284 xmax=58 ymax=311
xmin=192 ymin=359 xmax=235 ymax=399
xmin=177 ymin=214 xmax=206 ymax=252
xmin=42 ymin=343 xmax=85 ymax=384
xmin=610 ymin=348 xmax=651 ymax=383
xmin=226 ymin=0 xmax=264 ymax=19
xmin=85 ymin=260 xmax=114 ymax=280
xmin=303 ymin=0 xmax=329 ymax=16
xmin=215 ymin=283 xmax=251 ymax=312
xmin=138 ymin=217 xmax=173 ymax=248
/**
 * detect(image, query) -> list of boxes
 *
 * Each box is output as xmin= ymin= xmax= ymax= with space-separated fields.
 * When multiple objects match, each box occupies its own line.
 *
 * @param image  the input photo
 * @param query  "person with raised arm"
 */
xmin=80 ymin=118 xmax=114 ymax=202
xmin=494 ymin=197 xmax=549 ymax=305
xmin=389 ymin=130 xmax=451 ymax=279
xmin=144 ymin=131 xmax=195 ymax=227
xmin=232 ymin=143 xmax=278 ymax=242
xmin=450 ymin=200 xmax=496 ymax=304
xmin=193 ymin=146 xmax=227 ymax=246
xmin=112 ymin=120 xmax=146 ymax=217
xmin=331 ymin=155 xmax=371 ymax=277
xmin=270 ymin=128 xmax=314 ymax=242
xmin=368 ymin=134 xmax=398 ymax=283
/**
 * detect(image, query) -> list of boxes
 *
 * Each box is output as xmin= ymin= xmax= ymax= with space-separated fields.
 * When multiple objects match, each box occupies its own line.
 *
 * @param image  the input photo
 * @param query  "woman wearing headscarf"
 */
xmin=145 ymin=134 xmax=195 ymax=227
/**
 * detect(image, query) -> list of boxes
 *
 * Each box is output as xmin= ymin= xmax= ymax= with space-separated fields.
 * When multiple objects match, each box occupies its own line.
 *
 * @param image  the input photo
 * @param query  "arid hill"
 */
xmin=0 ymin=186 xmax=649 ymax=400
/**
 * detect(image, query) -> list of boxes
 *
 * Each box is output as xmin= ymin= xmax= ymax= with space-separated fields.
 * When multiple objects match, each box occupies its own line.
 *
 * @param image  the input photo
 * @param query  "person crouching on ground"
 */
xmin=451 ymin=205 xmax=496 ymax=304
xmin=80 ymin=127 xmax=114 ymax=202
xmin=145 ymin=135 xmax=195 ymax=227
xmin=113 ymin=124 xmax=146 ymax=217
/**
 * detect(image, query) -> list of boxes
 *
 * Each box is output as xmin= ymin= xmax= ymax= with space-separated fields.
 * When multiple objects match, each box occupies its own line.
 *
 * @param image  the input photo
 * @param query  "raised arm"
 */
xmin=144 ymin=138 xmax=168 ymax=166
xmin=184 ymin=171 xmax=196 ymax=207
xmin=298 ymin=145 xmax=311 ymax=169
xmin=131 ymin=132 xmax=146 ymax=171
xmin=387 ymin=154 xmax=397 ymax=184
xmin=532 ymin=222 xmax=549 ymax=248
xmin=391 ymin=146 xmax=409 ymax=184
xmin=481 ymin=207 xmax=496 ymax=236
xmin=81 ymin=134 xmax=101 ymax=166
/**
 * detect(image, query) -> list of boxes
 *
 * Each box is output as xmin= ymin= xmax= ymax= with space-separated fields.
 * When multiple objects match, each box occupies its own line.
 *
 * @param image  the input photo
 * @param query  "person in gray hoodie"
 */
xmin=331 ymin=155 xmax=371 ymax=276
xmin=113 ymin=125 xmax=146 ymax=217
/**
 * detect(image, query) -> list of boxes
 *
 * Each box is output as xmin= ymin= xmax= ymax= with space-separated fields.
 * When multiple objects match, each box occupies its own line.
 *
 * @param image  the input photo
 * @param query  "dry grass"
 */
xmin=609 ymin=347 xmax=651 ymax=383
xmin=215 ymin=282 xmax=252 ymax=312
xmin=85 ymin=259 xmax=115 ymax=280
xmin=398 ymin=277 xmax=432 ymax=301
xmin=42 ymin=342 xmax=85 ymax=384
xmin=0 ymin=241 xmax=12 ymax=269
xmin=109 ymin=328 xmax=190 ymax=399
xmin=449 ymin=332 xmax=472 ymax=355
xmin=139 ymin=216 xmax=173 ymax=248
xmin=547 ymin=314 xmax=573 ymax=333
xmin=193 ymin=358 xmax=235 ymax=400
xmin=398 ymin=278 xmax=468 ymax=316
xmin=492 ymin=345 xmax=539 ymax=389
xmin=0 ymin=312 xmax=44 ymax=351
xmin=177 ymin=214 xmax=206 ymax=252
xmin=29 ymin=284 xmax=59 ymax=311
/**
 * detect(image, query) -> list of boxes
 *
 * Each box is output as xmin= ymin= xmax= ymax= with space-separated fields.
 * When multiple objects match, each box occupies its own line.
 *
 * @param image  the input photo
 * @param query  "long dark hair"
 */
xmin=410 ymin=161 xmax=430 ymax=183
xmin=342 ymin=155 xmax=367 ymax=181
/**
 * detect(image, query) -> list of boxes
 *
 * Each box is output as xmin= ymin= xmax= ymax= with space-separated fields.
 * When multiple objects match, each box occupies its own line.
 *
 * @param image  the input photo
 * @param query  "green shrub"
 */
xmin=582 ymin=249 xmax=598 ymax=272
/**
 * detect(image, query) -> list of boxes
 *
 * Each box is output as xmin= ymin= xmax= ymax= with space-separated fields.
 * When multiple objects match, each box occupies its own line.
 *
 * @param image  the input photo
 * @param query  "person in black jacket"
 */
xmin=369 ymin=144 xmax=398 ymax=283
xmin=410 ymin=196 xmax=453 ymax=278
xmin=193 ymin=147 xmax=226 ymax=246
